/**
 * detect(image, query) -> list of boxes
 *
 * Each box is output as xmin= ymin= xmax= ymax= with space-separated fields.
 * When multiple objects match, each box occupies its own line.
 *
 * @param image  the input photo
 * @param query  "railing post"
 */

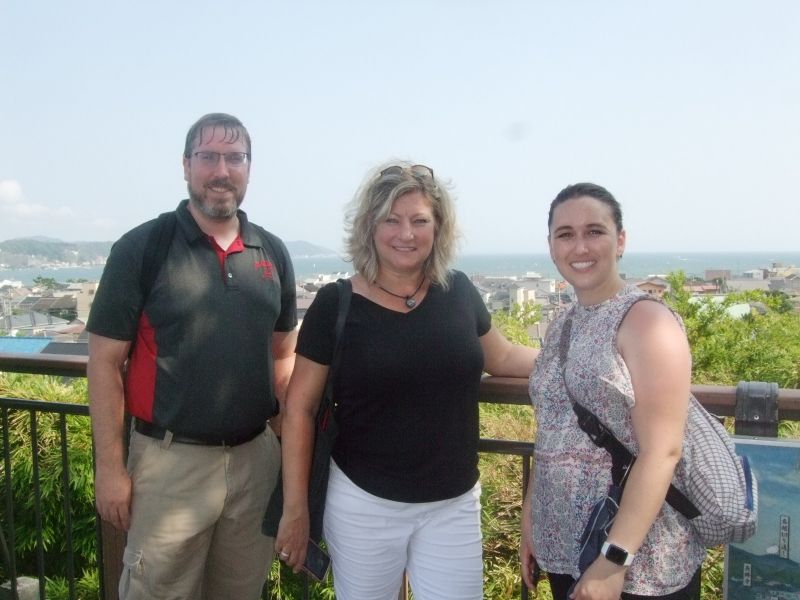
xmin=96 ymin=414 xmax=131 ymax=600
xmin=99 ymin=523 xmax=126 ymax=600
xmin=734 ymin=381 xmax=779 ymax=437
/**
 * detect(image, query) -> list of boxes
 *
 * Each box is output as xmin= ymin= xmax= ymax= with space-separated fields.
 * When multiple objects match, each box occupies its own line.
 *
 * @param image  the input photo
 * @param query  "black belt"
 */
xmin=134 ymin=419 xmax=265 ymax=447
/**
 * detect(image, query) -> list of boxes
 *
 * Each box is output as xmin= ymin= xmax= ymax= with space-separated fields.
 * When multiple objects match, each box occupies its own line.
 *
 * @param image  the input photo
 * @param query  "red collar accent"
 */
xmin=207 ymin=235 xmax=244 ymax=267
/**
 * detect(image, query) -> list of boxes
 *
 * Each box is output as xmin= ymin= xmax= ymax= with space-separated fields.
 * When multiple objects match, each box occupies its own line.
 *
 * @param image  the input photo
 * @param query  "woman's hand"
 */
xmin=274 ymin=355 xmax=330 ymax=573
xmin=275 ymin=509 xmax=311 ymax=573
xmin=519 ymin=495 xmax=538 ymax=590
xmin=570 ymin=557 xmax=626 ymax=600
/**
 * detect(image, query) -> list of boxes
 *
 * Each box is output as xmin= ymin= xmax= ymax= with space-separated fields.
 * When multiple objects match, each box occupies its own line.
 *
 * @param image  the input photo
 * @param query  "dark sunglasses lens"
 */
xmin=411 ymin=165 xmax=434 ymax=179
xmin=380 ymin=166 xmax=404 ymax=177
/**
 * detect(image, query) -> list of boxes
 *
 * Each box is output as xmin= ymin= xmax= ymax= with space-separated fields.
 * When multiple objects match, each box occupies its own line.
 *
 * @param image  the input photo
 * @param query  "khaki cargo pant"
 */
xmin=119 ymin=427 xmax=281 ymax=600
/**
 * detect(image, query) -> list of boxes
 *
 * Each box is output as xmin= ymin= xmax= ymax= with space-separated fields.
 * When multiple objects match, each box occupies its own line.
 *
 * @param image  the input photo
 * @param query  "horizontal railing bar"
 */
xmin=478 ymin=376 xmax=800 ymax=420
xmin=0 ymin=352 xmax=88 ymax=377
xmin=478 ymin=438 xmax=534 ymax=456
xmin=0 ymin=396 xmax=89 ymax=415
xmin=3 ymin=353 xmax=800 ymax=418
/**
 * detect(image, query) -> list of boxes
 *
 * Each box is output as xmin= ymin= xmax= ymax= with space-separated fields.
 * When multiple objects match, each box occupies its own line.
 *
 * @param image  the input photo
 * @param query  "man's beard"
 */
xmin=187 ymin=179 xmax=244 ymax=221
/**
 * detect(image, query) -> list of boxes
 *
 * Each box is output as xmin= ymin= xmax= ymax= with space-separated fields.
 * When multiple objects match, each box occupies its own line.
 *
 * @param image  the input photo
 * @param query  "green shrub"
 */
xmin=264 ymin=550 xmax=335 ymax=599
xmin=0 ymin=373 xmax=97 ymax=588
xmin=46 ymin=567 xmax=100 ymax=600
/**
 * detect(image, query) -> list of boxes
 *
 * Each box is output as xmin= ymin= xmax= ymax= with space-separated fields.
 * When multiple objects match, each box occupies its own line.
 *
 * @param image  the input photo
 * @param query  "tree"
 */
xmin=491 ymin=301 xmax=542 ymax=347
xmin=663 ymin=271 xmax=800 ymax=388
xmin=32 ymin=276 xmax=60 ymax=290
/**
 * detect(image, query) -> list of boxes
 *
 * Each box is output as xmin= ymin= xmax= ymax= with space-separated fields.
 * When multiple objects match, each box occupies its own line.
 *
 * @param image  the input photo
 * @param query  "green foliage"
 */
xmin=726 ymin=289 xmax=794 ymax=314
xmin=701 ymin=547 xmax=725 ymax=600
xmin=264 ymin=551 xmax=335 ymax=599
xmin=479 ymin=403 xmax=535 ymax=599
xmin=778 ymin=419 xmax=800 ymax=438
xmin=482 ymin=295 xmax=540 ymax=600
xmin=46 ymin=568 xmax=100 ymax=600
xmin=32 ymin=276 xmax=61 ymax=290
xmin=492 ymin=301 xmax=542 ymax=347
xmin=0 ymin=373 xmax=97 ymax=589
xmin=664 ymin=271 xmax=800 ymax=388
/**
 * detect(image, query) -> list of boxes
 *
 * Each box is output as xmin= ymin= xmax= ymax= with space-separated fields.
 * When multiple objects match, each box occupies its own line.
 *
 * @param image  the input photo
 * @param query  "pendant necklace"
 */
xmin=376 ymin=276 xmax=426 ymax=308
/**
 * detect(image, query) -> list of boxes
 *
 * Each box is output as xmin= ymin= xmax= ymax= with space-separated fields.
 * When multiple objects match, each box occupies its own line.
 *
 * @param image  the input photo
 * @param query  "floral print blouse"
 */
xmin=528 ymin=286 xmax=706 ymax=595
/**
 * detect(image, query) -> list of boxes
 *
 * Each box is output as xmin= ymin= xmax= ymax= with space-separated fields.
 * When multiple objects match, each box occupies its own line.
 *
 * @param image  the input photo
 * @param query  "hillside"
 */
xmin=0 ymin=238 xmax=113 ymax=265
xmin=0 ymin=237 xmax=336 ymax=266
xmin=283 ymin=240 xmax=337 ymax=257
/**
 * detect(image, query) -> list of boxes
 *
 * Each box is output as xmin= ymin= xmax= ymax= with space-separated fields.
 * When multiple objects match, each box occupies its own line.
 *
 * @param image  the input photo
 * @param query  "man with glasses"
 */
xmin=86 ymin=113 xmax=297 ymax=599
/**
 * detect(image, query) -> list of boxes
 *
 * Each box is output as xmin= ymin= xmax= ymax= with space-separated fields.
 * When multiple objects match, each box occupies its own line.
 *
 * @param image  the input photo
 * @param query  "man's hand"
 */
xmin=95 ymin=465 xmax=133 ymax=531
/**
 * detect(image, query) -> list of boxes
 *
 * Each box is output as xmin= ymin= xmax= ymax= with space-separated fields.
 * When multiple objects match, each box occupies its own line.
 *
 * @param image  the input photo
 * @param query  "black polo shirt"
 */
xmin=87 ymin=200 xmax=297 ymax=439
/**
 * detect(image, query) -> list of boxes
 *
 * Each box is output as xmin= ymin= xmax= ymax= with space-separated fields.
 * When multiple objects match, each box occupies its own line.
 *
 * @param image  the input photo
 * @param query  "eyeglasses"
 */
xmin=192 ymin=151 xmax=250 ymax=168
xmin=380 ymin=164 xmax=435 ymax=181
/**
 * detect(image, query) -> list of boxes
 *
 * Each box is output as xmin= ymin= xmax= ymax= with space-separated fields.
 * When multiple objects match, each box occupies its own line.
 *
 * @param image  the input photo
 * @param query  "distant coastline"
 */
xmin=2 ymin=251 xmax=799 ymax=286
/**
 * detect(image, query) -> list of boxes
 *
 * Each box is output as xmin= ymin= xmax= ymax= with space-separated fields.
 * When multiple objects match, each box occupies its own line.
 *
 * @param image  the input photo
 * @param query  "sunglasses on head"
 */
xmin=380 ymin=164 xmax=435 ymax=181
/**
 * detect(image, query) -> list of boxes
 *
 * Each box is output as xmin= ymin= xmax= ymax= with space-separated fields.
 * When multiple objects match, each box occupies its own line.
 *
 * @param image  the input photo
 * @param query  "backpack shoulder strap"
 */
xmin=140 ymin=211 xmax=177 ymax=304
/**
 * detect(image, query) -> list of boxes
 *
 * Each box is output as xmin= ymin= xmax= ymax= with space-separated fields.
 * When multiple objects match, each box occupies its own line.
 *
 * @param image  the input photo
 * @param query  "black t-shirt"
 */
xmin=297 ymin=270 xmax=491 ymax=502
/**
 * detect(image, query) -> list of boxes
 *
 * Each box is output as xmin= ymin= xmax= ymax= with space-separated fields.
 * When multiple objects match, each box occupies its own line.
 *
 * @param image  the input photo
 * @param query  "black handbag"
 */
xmin=262 ymin=278 xmax=352 ymax=542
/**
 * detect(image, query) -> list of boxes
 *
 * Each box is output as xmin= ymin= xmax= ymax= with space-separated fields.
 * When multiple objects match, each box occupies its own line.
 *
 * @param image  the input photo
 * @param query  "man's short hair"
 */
xmin=184 ymin=113 xmax=252 ymax=159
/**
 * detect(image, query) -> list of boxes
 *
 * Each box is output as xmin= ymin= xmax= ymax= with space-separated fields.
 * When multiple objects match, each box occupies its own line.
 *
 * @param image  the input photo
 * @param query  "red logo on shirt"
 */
xmin=254 ymin=260 xmax=274 ymax=280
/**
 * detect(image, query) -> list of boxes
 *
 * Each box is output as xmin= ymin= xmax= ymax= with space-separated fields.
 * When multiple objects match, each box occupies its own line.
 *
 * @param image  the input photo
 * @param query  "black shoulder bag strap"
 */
xmin=263 ymin=278 xmax=353 ymax=540
xmin=306 ymin=277 xmax=352 ymax=541
xmin=558 ymin=317 xmax=700 ymax=520
xmin=317 ymin=278 xmax=352 ymax=430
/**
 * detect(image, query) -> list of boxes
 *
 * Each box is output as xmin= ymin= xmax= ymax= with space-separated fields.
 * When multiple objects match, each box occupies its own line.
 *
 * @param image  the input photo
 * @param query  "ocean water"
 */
xmin=296 ymin=252 xmax=800 ymax=280
xmin=2 ymin=251 xmax=799 ymax=285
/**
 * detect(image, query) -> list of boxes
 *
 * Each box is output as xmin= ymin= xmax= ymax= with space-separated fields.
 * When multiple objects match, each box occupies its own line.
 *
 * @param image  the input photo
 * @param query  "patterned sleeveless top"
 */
xmin=528 ymin=285 xmax=706 ymax=595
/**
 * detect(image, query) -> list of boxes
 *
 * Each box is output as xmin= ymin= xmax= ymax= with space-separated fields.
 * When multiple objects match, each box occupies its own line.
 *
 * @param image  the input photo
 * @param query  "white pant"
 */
xmin=323 ymin=461 xmax=483 ymax=600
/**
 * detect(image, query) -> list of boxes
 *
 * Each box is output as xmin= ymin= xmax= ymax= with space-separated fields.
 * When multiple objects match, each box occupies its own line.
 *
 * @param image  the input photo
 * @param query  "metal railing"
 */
xmin=2 ymin=353 xmax=800 ymax=600
xmin=0 ymin=397 xmax=91 ymax=600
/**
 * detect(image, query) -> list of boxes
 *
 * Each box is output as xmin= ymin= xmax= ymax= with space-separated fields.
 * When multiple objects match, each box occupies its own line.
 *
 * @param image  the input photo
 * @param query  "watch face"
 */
xmin=604 ymin=543 xmax=629 ymax=565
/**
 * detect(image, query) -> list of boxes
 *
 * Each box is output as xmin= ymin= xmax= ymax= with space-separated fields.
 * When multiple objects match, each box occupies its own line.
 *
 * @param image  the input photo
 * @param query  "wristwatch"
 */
xmin=601 ymin=541 xmax=634 ymax=567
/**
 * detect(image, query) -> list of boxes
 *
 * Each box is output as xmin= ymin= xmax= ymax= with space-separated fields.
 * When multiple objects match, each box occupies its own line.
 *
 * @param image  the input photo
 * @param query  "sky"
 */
xmin=1 ymin=1 xmax=798 ymax=256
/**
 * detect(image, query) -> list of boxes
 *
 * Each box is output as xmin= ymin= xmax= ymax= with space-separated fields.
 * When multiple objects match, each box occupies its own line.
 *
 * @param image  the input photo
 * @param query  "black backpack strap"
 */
xmin=558 ymin=317 xmax=701 ymax=520
xmin=140 ymin=211 xmax=177 ymax=304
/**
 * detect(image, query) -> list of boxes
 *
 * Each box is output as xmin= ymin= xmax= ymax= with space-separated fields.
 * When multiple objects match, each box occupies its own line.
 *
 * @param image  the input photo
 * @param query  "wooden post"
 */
xmin=99 ymin=519 xmax=127 ymax=599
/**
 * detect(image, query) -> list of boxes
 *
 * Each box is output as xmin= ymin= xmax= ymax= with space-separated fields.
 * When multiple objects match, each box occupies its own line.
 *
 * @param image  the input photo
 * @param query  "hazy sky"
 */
xmin=1 ymin=1 xmax=798 ymax=255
